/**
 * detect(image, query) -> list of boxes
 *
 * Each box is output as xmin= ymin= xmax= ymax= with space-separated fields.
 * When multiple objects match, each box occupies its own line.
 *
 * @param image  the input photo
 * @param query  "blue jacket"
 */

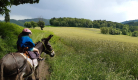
xmin=17 ymin=36 xmax=35 ymax=51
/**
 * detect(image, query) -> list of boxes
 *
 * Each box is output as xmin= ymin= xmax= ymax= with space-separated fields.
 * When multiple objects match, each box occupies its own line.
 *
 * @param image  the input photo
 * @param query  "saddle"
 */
xmin=19 ymin=47 xmax=39 ymax=59
xmin=19 ymin=47 xmax=39 ymax=68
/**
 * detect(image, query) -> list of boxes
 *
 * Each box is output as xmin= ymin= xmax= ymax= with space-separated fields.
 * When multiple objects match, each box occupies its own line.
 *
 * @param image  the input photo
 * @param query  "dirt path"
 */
xmin=38 ymin=58 xmax=50 ymax=80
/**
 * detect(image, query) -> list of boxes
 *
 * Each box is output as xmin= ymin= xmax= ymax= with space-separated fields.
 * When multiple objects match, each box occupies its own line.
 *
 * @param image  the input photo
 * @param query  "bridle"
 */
xmin=41 ymin=41 xmax=54 ymax=53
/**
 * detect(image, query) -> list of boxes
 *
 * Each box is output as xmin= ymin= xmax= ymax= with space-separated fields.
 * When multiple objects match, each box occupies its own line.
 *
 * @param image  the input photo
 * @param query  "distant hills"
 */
xmin=121 ymin=19 xmax=138 ymax=26
xmin=0 ymin=18 xmax=50 ymax=27
xmin=121 ymin=19 xmax=138 ymax=24
xmin=1 ymin=18 xmax=138 ymax=27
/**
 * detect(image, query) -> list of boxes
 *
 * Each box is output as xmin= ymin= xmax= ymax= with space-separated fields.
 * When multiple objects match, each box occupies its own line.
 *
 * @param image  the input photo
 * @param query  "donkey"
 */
xmin=0 ymin=34 xmax=55 ymax=80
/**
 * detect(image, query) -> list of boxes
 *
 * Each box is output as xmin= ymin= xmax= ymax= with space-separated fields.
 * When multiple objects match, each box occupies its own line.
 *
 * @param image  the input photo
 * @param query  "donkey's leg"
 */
xmin=27 ymin=73 xmax=36 ymax=80
xmin=35 ymin=65 xmax=40 ymax=80
xmin=17 ymin=72 xmax=25 ymax=80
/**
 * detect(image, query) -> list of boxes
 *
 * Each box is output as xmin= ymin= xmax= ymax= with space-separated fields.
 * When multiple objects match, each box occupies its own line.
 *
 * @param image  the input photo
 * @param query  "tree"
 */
xmin=0 ymin=0 xmax=39 ymax=20
xmin=31 ymin=21 xmax=37 ymax=28
xmin=100 ymin=27 xmax=109 ymax=34
xmin=4 ymin=11 xmax=10 ymax=23
xmin=24 ymin=22 xmax=32 ymax=28
xmin=122 ymin=25 xmax=129 ymax=35
xmin=37 ymin=20 xmax=45 ymax=30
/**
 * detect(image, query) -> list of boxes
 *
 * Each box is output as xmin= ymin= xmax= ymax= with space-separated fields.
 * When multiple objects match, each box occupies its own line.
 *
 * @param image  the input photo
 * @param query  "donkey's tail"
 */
xmin=0 ymin=60 xmax=4 ymax=80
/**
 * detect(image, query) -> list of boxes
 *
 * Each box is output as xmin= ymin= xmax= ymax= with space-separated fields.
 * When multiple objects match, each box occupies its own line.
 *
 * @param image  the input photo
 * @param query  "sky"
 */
xmin=0 ymin=0 xmax=138 ymax=23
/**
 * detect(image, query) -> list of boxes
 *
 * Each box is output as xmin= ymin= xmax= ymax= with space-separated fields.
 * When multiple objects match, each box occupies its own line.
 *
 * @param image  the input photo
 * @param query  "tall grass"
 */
xmin=40 ymin=27 xmax=138 ymax=80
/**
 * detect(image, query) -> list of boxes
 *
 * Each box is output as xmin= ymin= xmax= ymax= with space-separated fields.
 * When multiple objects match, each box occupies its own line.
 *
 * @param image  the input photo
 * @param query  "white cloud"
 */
xmin=114 ymin=0 xmax=138 ymax=21
xmin=11 ymin=15 xmax=32 ymax=20
xmin=0 ymin=14 xmax=32 ymax=21
xmin=0 ymin=0 xmax=138 ymax=22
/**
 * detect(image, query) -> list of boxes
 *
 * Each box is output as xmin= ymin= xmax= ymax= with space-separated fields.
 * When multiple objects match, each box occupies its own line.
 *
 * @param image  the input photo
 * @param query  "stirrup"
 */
xmin=38 ymin=58 xmax=44 ymax=61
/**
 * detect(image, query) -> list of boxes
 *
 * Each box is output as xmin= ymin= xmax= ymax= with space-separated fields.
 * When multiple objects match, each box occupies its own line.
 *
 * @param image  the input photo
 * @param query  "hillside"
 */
xmin=121 ymin=19 xmax=138 ymax=24
xmin=0 ymin=22 xmax=50 ymax=57
xmin=0 ymin=18 xmax=50 ymax=27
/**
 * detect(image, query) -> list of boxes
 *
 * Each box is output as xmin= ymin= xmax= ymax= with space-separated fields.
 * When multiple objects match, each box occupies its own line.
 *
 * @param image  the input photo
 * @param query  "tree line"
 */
xmin=50 ymin=17 xmax=124 ymax=28
xmin=50 ymin=17 xmax=138 ymax=37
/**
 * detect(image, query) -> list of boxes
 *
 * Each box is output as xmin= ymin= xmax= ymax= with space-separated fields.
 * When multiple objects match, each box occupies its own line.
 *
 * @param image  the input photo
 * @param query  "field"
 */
xmin=1 ymin=22 xmax=138 ymax=80
xmin=36 ymin=27 xmax=138 ymax=80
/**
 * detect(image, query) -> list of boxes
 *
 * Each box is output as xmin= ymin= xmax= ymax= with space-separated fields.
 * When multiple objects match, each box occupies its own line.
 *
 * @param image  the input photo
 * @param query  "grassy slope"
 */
xmin=0 ymin=22 xmax=56 ymax=58
xmin=36 ymin=27 xmax=138 ymax=80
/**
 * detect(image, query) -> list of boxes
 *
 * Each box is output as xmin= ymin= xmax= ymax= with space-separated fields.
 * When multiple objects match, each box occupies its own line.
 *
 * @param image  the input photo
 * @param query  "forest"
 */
xmin=50 ymin=17 xmax=138 ymax=37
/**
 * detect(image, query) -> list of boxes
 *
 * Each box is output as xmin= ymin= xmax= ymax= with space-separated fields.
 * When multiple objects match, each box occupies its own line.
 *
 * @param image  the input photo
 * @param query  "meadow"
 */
xmin=36 ymin=27 xmax=138 ymax=80
xmin=1 ymin=22 xmax=138 ymax=80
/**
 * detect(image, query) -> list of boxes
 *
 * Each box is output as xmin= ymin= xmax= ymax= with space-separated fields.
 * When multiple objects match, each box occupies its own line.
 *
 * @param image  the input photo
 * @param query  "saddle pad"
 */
xmin=20 ymin=53 xmax=38 ymax=68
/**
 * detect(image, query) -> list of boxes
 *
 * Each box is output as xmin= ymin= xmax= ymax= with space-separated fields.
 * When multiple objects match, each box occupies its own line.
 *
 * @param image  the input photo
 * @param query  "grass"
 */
xmin=40 ymin=27 xmax=138 ymax=44
xmin=1 ymin=22 xmax=138 ymax=80
xmin=36 ymin=27 xmax=138 ymax=80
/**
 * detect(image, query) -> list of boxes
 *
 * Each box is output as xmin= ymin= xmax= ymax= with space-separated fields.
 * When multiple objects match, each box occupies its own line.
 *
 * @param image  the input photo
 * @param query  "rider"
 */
xmin=17 ymin=28 xmax=43 ymax=60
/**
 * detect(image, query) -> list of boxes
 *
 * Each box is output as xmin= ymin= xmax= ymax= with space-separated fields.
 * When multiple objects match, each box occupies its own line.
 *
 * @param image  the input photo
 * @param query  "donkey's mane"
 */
xmin=41 ymin=38 xmax=46 ymax=41
xmin=35 ymin=41 xmax=41 ymax=45
xmin=35 ymin=38 xmax=46 ymax=47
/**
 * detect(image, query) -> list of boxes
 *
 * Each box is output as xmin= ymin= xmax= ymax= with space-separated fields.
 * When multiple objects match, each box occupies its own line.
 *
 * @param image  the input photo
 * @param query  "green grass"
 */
xmin=2 ymin=23 xmax=138 ymax=80
xmin=36 ymin=26 xmax=138 ymax=80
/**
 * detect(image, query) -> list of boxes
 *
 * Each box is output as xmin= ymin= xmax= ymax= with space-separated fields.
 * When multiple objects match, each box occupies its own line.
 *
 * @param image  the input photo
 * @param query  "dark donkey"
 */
xmin=0 ymin=35 xmax=55 ymax=80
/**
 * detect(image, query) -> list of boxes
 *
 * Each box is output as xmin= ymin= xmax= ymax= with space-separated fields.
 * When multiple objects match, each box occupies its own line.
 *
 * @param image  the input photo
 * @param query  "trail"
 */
xmin=39 ymin=59 xmax=50 ymax=80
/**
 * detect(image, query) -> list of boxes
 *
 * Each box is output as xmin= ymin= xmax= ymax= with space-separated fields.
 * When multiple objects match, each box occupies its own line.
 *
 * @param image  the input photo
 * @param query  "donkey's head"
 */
xmin=41 ymin=35 xmax=55 ymax=57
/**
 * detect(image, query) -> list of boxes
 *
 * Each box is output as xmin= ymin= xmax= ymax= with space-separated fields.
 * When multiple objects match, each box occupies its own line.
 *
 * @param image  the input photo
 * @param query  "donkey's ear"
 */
xmin=49 ymin=34 xmax=53 ymax=37
xmin=46 ymin=34 xmax=53 ymax=41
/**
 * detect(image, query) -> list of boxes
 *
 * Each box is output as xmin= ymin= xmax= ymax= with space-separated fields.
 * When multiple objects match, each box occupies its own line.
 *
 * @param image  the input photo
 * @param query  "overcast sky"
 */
xmin=0 ymin=0 xmax=138 ymax=22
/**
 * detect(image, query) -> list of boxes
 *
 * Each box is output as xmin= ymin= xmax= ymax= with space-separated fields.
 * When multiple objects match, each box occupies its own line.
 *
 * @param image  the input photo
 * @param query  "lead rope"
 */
xmin=10 ymin=53 xmax=20 ymax=80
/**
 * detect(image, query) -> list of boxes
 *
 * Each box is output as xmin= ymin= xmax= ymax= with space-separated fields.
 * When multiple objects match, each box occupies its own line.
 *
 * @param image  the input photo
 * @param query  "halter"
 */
xmin=41 ymin=41 xmax=54 ymax=53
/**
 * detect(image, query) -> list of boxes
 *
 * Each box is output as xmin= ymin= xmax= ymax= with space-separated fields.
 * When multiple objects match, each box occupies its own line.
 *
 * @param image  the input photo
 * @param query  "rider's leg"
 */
xmin=32 ymin=48 xmax=43 ymax=59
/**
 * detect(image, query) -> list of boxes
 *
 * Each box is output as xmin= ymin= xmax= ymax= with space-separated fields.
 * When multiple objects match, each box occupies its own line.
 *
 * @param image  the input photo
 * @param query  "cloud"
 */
xmin=0 ymin=0 xmax=138 ymax=22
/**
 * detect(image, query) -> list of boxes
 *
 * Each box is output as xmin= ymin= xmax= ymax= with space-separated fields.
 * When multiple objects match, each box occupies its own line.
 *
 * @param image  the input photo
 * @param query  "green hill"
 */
xmin=10 ymin=19 xmax=24 ymax=26
xmin=121 ymin=19 xmax=138 ymax=24
xmin=0 ymin=18 xmax=50 ymax=27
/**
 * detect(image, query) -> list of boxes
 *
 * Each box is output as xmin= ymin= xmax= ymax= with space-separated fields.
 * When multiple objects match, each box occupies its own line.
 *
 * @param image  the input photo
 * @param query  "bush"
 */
xmin=101 ymin=27 xmax=121 ymax=35
xmin=100 ymin=27 xmax=109 ymax=34
xmin=132 ymin=31 xmax=138 ymax=37
xmin=0 ymin=22 xmax=23 ymax=58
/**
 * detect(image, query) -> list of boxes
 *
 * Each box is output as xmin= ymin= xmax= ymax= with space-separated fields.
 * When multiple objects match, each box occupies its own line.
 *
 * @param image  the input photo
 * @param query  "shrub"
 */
xmin=100 ymin=27 xmax=109 ymax=34
xmin=132 ymin=31 xmax=138 ymax=37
